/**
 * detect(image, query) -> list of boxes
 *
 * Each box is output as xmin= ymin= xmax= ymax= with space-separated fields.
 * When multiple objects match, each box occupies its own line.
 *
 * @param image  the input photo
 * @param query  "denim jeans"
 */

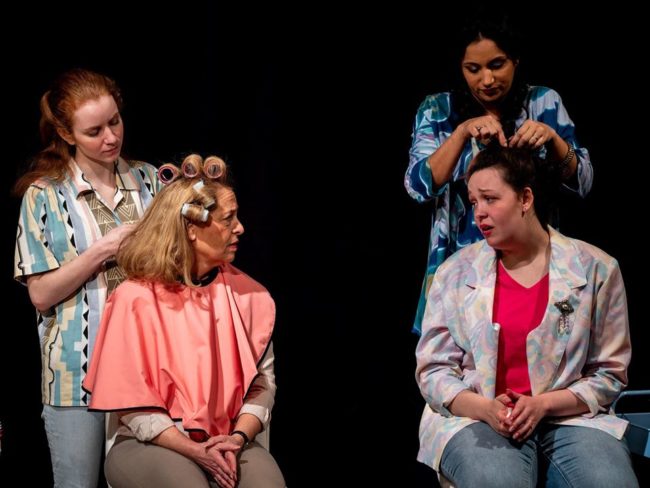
xmin=440 ymin=422 xmax=639 ymax=488
xmin=42 ymin=405 xmax=105 ymax=488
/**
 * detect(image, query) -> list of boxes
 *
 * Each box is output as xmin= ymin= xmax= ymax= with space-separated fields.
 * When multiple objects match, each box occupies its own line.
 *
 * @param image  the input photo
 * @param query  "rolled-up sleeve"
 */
xmin=405 ymin=95 xmax=451 ymax=202
xmin=238 ymin=342 xmax=276 ymax=430
xmin=544 ymin=89 xmax=593 ymax=198
xmin=119 ymin=411 xmax=175 ymax=441
xmin=568 ymin=260 xmax=630 ymax=416
xmin=416 ymin=278 xmax=469 ymax=417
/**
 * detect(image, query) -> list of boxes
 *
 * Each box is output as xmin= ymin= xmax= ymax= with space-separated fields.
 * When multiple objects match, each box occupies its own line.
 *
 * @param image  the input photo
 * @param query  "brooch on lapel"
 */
xmin=554 ymin=300 xmax=574 ymax=335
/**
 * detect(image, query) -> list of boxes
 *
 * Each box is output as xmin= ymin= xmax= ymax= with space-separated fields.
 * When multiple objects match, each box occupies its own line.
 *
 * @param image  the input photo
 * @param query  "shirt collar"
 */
xmin=68 ymin=157 xmax=138 ymax=198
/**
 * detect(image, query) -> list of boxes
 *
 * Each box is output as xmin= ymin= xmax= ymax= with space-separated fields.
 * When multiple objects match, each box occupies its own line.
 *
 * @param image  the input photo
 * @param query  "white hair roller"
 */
xmin=191 ymin=179 xmax=215 ymax=211
xmin=180 ymin=203 xmax=209 ymax=223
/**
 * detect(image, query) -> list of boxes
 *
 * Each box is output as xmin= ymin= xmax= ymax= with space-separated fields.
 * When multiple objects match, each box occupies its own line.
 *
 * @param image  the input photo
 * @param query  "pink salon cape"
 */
xmin=83 ymin=264 xmax=274 ymax=436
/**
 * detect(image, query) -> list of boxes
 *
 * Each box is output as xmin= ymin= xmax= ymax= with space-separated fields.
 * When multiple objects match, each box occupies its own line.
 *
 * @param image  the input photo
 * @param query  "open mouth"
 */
xmin=480 ymin=225 xmax=494 ymax=236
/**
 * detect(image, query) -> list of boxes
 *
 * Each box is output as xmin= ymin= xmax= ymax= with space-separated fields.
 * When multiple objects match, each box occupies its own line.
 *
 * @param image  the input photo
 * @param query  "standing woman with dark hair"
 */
xmin=13 ymin=68 xmax=160 ymax=487
xmin=405 ymin=14 xmax=593 ymax=334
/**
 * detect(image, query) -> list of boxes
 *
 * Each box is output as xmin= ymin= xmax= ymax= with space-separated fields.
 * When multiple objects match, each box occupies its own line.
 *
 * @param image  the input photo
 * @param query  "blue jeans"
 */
xmin=42 ymin=405 xmax=105 ymax=488
xmin=440 ymin=422 xmax=638 ymax=488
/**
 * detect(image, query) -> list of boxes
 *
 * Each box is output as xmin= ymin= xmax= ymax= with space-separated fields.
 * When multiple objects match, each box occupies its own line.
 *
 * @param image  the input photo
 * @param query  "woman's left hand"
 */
xmin=504 ymin=389 xmax=548 ymax=441
xmin=509 ymin=121 xmax=557 ymax=149
xmin=205 ymin=434 xmax=245 ymax=487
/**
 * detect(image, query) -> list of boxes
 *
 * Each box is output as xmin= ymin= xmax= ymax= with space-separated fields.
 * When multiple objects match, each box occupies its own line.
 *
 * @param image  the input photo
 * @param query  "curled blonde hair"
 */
xmin=158 ymin=153 xmax=226 ymax=185
xmin=118 ymin=154 xmax=232 ymax=286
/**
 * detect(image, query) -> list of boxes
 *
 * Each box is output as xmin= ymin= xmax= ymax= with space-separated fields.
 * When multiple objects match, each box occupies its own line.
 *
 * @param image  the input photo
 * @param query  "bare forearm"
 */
xmin=27 ymin=243 xmax=113 ymax=311
xmin=448 ymin=390 xmax=492 ymax=422
xmin=427 ymin=128 xmax=469 ymax=187
xmin=232 ymin=413 xmax=263 ymax=442
xmin=152 ymin=425 xmax=202 ymax=458
xmin=538 ymin=389 xmax=589 ymax=417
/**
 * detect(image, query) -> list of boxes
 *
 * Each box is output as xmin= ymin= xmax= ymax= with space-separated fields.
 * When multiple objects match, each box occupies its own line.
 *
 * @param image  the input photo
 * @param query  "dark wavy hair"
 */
xmin=450 ymin=13 xmax=529 ymax=138
xmin=467 ymin=143 xmax=562 ymax=229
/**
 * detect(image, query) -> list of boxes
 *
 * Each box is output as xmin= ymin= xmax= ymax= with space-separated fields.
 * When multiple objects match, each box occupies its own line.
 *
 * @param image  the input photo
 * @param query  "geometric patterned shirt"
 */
xmin=14 ymin=158 xmax=160 ymax=406
xmin=405 ymin=86 xmax=593 ymax=334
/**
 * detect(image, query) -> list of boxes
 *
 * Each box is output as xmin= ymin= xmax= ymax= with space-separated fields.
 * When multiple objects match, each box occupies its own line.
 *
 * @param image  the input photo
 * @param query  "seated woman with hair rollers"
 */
xmin=84 ymin=154 xmax=285 ymax=488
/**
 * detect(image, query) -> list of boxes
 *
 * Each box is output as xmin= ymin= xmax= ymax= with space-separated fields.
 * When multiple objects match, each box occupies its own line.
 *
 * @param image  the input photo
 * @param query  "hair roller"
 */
xmin=203 ymin=156 xmax=226 ymax=180
xmin=181 ymin=158 xmax=201 ymax=178
xmin=158 ymin=163 xmax=181 ymax=185
xmin=191 ymin=180 xmax=216 ymax=210
xmin=181 ymin=203 xmax=209 ymax=223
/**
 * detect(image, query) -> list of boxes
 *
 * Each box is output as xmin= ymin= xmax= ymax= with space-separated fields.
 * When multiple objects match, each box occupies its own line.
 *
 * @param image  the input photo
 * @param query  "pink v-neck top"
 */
xmin=494 ymin=260 xmax=549 ymax=397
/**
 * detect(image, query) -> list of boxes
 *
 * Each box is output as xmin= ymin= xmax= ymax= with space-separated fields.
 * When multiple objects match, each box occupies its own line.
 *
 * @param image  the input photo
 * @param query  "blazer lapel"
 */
xmin=527 ymin=228 xmax=587 ymax=394
xmin=465 ymin=242 xmax=499 ymax=399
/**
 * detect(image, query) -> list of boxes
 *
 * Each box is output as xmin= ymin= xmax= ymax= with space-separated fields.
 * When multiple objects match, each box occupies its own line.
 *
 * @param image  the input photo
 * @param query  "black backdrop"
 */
xmin=1 ymin=3 xmax=648 ymax=486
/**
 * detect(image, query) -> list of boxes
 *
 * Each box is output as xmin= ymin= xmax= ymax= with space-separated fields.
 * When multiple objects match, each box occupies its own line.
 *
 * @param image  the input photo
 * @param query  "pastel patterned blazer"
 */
xmin=415 ymin=228 xmax=631 ymax=470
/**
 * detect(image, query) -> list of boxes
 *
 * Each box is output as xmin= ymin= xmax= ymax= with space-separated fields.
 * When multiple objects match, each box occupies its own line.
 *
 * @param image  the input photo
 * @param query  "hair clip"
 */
xmin=181 ymin=203 xmax=209 ymax=223
xmin=158 ymin=163 xmax=181 ymax=185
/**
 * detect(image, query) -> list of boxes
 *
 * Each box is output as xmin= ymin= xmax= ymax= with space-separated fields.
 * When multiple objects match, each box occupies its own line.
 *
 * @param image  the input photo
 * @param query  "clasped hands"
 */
xmin=465 ymin=116 xmax=555 ymax=149
xmin=197 ymin=434 xmax=246 ymax=488
xmin=486 ymin=389 xmax=547 ymax=442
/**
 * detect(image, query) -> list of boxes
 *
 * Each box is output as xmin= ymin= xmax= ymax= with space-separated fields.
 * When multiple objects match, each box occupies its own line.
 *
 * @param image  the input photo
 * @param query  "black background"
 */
xmin=1 ymin=2 xmax=648 ymax=486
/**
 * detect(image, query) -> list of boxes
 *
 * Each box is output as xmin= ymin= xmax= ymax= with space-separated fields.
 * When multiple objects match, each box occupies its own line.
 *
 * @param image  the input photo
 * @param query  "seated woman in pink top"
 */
xmin=415 ymin=144 xmax=638 ymax=487
xmin=83 ymin=154 xmax=285 ymax=488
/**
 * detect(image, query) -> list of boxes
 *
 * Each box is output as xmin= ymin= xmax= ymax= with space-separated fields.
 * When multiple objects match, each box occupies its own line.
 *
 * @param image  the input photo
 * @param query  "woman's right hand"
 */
xmin=24 ymin=222 xmax=138 ymax=311
xmin=461 ymin=115 xmax=507 ymax=147
xmin=96 ymin=223 xmax=136 ymax=260
xmin=481 ymin=394 xmax=513 ymax=437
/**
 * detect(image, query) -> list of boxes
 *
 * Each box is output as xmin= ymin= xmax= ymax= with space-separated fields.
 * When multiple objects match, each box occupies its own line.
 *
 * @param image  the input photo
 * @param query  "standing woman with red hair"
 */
xmin=14 ymin=69 xmax=160 ymax=487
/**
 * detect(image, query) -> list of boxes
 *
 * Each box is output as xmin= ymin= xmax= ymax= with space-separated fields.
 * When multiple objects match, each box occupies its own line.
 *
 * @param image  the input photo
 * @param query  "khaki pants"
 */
xmin=106 ymin=436 xmax=285 ymax=488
